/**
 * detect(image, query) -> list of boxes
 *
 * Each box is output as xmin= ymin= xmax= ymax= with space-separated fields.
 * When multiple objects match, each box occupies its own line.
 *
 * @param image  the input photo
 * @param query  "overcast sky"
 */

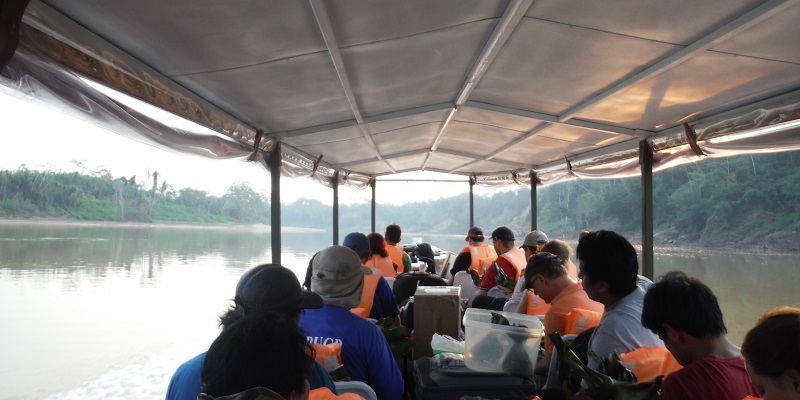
xmin=1 ymin=90 xmax=511 ymax=205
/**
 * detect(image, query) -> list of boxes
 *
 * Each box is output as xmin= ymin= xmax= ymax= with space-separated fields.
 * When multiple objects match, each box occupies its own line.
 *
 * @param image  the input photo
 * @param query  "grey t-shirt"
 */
xmin=587 ymin=286 xmax=663 ymax=370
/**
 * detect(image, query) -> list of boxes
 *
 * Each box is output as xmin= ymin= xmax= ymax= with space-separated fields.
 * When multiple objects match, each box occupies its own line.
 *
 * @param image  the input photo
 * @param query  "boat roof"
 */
xmin=4 ymin=0 xmax=800 ymax=188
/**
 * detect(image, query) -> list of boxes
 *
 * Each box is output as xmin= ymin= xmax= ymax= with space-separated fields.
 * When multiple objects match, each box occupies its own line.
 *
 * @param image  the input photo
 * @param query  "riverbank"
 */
xmin=0 ymin=217 xmax=324 ymax=233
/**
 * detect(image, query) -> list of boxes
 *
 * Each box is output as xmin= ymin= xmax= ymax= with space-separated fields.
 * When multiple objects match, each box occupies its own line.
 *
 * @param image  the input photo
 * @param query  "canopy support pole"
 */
xmin=639 ymin=139 xmax=654 ymax=280
xmin=270 ymin=143 xmax=282 ymax=265
xmin=530 ymin=171 xmax=538 ymax=231
xmin=370 ymin=179 xmax=376 ymax=233
xmin=333 ymin=170 xmax=340 ymax=245
xmin=469 ymin=178 xmax=475 ymax=228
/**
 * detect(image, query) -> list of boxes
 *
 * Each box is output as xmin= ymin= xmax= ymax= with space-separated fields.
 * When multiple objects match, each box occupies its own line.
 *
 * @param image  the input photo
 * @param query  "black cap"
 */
xmin=490 ymin=226 xmax=515 ymax=242
xmin=235 ymin=264 xmax=323 ymax=315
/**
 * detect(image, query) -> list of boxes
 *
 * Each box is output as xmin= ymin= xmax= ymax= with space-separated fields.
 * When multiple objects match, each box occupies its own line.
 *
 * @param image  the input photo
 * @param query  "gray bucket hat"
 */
xmin=310 ymin=245 xmax=364 ymax=308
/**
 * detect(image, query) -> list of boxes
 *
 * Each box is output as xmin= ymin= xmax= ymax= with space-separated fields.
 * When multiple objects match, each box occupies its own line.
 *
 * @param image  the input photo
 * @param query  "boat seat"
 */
xmin=392 ymin=273 xmax=447 ymax=307
xmin=452 ymin=271 xmax=477 ymax=307
xmin=333 ymin=381 xmax=377 ymax=400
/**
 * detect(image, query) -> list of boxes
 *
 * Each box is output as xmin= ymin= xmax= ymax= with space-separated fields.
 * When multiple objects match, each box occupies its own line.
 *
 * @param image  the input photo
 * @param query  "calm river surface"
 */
xmin=1 ymin=222 xmax=797 ymax=400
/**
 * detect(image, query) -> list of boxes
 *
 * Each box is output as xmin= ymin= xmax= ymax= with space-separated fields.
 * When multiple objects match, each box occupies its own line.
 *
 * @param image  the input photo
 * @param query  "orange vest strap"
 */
xmin=564 ymin=308 xmax=602 ymax=334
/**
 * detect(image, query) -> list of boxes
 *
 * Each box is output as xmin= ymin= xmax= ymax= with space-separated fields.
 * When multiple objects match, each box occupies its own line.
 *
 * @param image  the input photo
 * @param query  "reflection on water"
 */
xmin=0 ymin=223 xmax=796 ymax=399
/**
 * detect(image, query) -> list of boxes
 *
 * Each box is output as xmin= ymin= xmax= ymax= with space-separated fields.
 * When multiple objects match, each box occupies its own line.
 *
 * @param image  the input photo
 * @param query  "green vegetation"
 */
xmin=2 ymin=151 xmax=799 ymax=249
xmin=0 ymin=168 xmax=269 ymax=224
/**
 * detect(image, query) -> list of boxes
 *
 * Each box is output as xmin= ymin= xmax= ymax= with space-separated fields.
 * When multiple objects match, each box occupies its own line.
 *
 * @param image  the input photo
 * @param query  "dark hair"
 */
xmin=641 ymin=271 xmax=726 ymax=339
xmin=385 ymin=224 xmax=402 ymax=243
xmin=524 ymin=252 xmax=566 ymax=285
xmin=540 ymin=239 xmax=572 ymax=263
xmin=576 ymin=230 xmax=638 ymax=298
xmin=202 ymin=314 xmax=312 ymax=398
xmin=367 ymin=232 xmax=389 ymax=257
xmin=741 ymin=307 xmax=800 ymax=378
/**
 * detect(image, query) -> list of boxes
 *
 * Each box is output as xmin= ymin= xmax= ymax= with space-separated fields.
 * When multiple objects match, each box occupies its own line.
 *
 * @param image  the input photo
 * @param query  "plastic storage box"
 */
xmin=462 ymin=308 xmax=544 ymax=377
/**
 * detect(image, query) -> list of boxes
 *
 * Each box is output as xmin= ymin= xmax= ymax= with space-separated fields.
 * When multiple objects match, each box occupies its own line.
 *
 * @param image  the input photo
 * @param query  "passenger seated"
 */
xmin=342 ymin=232 xmax=400 ymax=326
xmin=576 ymin=230 xmax=662 ymax=371
xmin=300 ymin=245 xmax=404 ymax=400
xmin=199 ymin=315 xmax=311 ymax=400
xmin=365 ymin=232 xmax=397 ymax=278
xmin=166 ymin=264 xmax=334 ymax=400
xmin=473 ymin=226 xmax=526 ymax=311
xmin=459 ymin=226 xmax=497 ymax=276
xmin=384 ymin=224 xmax=410 ymax=273
xmin=520 ymin=251 xmax=603 ymax=375
xmin=641 ymin=271 xmax=759 ymax=399
xmin=741 ymin=307 xmax=800 ymax=400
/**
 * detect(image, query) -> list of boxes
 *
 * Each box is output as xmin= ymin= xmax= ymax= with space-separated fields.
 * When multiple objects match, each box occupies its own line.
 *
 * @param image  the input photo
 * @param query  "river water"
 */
xmin=0 ymin=222 xmax=797 ymax=400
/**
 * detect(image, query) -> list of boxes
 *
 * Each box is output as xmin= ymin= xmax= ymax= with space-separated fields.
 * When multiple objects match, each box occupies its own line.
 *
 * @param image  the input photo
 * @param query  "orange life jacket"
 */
xmin=524 ymin=290 xmax=551 ymax=316
xmin=497 ymin=247 xmax=527 ymax=277
xmin=461 ymin=245 xmax=497 ymax=276
xmin=366 ymin=254 xmax=396 ymax=278
xmin=619 ymin=346 xmax=682 ymax=382
xmin=564 ymin=308 xmax=603 ymax=335
xmin=310 ymin=342 xmax=343 ymax=372
xmin=309 ymin=388 xmax=364 ymax=400
xmin=351 ymin=273 xmax=379 ymax=318
xmin=385 ymin=243 xmax=406 ymax=274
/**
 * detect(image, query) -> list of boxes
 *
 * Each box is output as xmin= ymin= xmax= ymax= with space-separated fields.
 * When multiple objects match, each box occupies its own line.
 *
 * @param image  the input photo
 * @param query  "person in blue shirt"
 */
xmin=301 ymin=245 xmax=405 ymax=400
xmin=166 ymin=264 xmax=336 ymax=400
xmin=200 ymin=314 xmax=312 ymax=399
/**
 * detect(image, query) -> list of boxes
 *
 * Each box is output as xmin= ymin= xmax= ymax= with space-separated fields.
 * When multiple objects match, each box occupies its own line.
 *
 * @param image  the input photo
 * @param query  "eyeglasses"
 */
xmin=526 ymin=274 xmax=543 ymax=291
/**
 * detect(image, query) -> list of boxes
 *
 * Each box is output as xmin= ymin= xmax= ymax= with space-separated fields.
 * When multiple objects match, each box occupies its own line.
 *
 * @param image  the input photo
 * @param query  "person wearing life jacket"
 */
xmin=167 ymin=264 xmax=336 ymax=400
xmin=384 ymin=224 xmax=410 ymax=274
xmin=300 ymin=245 xmax=404 ymax=400
xmin=471 ymin=226 xmax=526 ymax=311
xmin=365 ymin=232 xmax=397 ymax=278
xmin=459 ymin=226 xmax=497 ymax=276
xmin=342 ymin=232 xmax=401 ymax=327
xmin=521 ymin=250 xmax=604 ymax=375
xmin=503 ymin=229 xmax=550 ymax=312
xmin=199 ymin=315 xmax=313 ymax=400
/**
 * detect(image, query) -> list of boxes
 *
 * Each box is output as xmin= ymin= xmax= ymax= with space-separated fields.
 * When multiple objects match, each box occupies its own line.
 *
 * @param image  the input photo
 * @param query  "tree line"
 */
xmin=0 ymin=168 xmax=270 ymax=224
xmin=2 ymin=151 xmax=799 ymax=246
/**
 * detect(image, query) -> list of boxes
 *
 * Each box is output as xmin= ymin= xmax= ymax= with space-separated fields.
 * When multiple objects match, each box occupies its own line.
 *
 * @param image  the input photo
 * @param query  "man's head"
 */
xmin=490 ymin=226 xmax=515 ymax=254
xmin=521 ymin=230 xmax=549 ymax=259
xmin=343 ymin=232 xmax=370 ymax=262
xmin=385 ymin=224 xmax=402 ymax=245
xmin=742 ymin=307 xmax=800 ymax=387
xmin=540 ymin=239 xmax=572 ymax=264
xmin=221 ymin=264 xmax=323 ymax=329
xmin=310 ymin=245 xmax=364 ymax=308
xmin=576 ymin=230 xmax=639 ymax=302
xmin=466 ymin=226 xmax=485 ymax=244
xmin=642 ymin=271 xmax=726 ymax=364
xmin=202 ymin=315 xmax=311 ymax=400
xmin=524 ymin=252 xmax=567 ymax=303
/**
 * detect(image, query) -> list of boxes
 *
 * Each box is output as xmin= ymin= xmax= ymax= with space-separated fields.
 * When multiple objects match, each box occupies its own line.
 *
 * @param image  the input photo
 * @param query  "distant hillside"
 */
xmin=2 ymin=151 xmax=798 ymax=252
